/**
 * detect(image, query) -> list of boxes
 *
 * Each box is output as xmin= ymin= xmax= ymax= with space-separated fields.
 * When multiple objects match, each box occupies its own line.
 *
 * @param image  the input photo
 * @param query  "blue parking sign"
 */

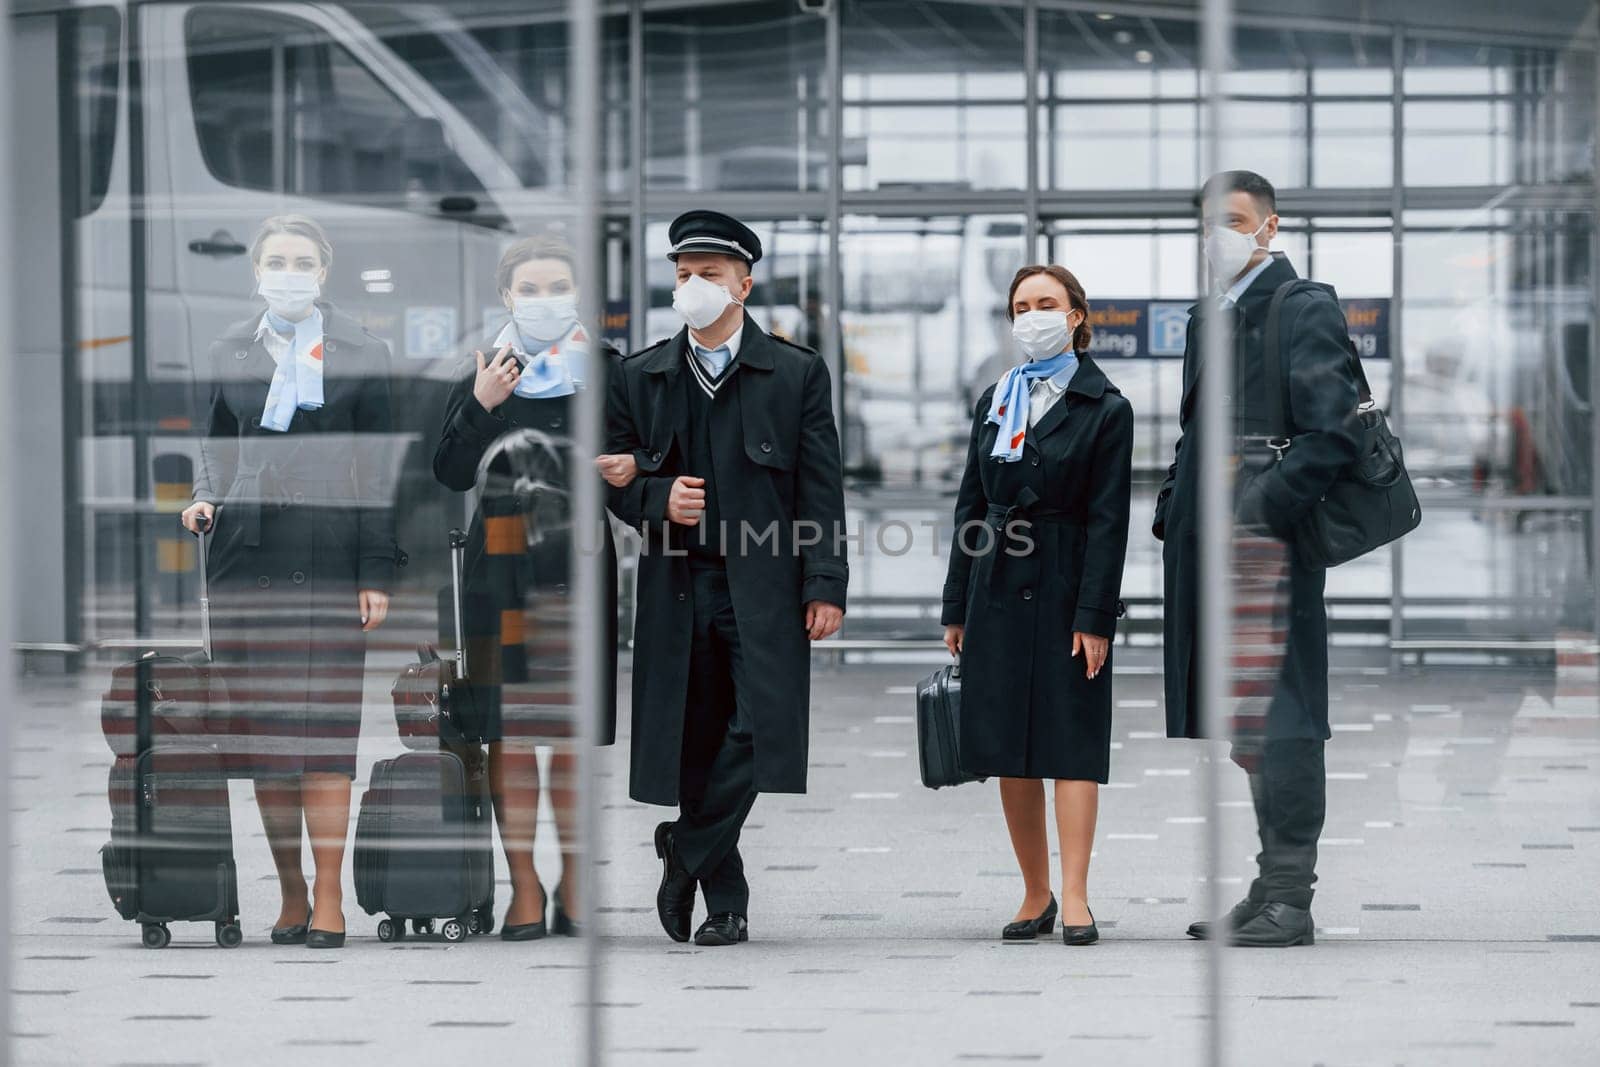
xmin=404 ymin=306 xmax=458 ymax=360
xmin=1148 ymin=303 xmax=1191 ymax=358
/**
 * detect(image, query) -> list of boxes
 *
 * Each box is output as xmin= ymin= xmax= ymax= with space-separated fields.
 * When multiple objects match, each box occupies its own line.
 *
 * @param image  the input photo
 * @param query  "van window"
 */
xmin=73 ymin=6 xmax=121 ymax=216
xmin=185 ymin=7 xmax=489 ymax=208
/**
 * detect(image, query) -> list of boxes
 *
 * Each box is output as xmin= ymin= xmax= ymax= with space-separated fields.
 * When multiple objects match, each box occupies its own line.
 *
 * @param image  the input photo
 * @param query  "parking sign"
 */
xmin=404 ymin=306 xmax=458 ymax=360
xmin=1148 ymin=303 xmax=1191 ymax=358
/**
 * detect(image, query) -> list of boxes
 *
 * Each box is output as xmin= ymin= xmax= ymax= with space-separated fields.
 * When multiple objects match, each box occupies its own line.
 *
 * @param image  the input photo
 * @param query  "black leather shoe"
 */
xmin=305 ymin=928 xmax=345 ymax=949
xmin=1232 ymin=901 xmax=1314 ymax=947
xmin=1061 ymin=906 xmax=1098 ymax=947
xmin=551 ymin=884 xmax=579 ymax=938
xmin=1187 ymin=897 xmax=1263 ymax=940
xmin=693 ymin=913 xmax=748 ymax=946
xmin=270 ymin=923 xmax=308 ymax=945
xmin=1002 ymin=895 xmax=1057 ymax=941
xmin=654 ymin=822 xmax=695 ymax=943
xmin=501 ymin=883 xmax=549 ymax=941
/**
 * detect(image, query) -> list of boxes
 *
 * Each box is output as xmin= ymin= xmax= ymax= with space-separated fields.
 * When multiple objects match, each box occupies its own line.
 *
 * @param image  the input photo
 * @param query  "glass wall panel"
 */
xmin=844 ymin=0 xmax=1026 ymax=191
xmin=10 ymin=1 xmax=600 ymax=1059
xmin=643 ymin=0 xmax=826 ymax=192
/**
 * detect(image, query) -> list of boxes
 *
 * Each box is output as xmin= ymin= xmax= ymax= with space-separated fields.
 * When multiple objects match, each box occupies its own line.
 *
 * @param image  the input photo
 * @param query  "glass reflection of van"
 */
xmin=12 ymin=1 xmax=560 ymax=647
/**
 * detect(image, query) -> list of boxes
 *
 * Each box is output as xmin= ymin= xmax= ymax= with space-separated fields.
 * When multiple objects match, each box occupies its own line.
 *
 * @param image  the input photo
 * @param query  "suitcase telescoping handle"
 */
xmin=449 ymin=527 xmax=468 ymax=677
xmin=192 ymin=512 xmax=213 ymax=661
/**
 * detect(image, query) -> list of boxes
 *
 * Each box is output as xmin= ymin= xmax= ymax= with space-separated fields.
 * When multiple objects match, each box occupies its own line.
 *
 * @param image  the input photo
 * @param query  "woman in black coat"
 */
xmin=181 ymin=214 xmax=398 ymax=948
xmin=434 ymin=234 xmax=623 ymax=940
xmin=940 ymin=264 xmax=1134 ymax=946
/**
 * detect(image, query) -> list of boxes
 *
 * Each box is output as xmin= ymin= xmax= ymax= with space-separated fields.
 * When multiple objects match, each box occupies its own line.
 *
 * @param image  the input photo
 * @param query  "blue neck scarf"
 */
xmin=986 ymin=349 xmax=1077 ymax=461
xmin=492 ymin=320 xmax=586 ymax=399
xmin=260 ymin=307 xmax=325 ymax=433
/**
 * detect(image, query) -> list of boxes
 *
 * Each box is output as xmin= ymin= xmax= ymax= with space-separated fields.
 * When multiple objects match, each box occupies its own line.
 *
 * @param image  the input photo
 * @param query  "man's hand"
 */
xmin=594 ymin=453 xmax=639 ymax=488
xmin=472 ymin=345 xmax=520 ymax=412
xmin=666 ymin=475 xmax=706 ymax=526
xmin=1072 ymin=631 xmax=1108 ymax=680
xmin=359 ymin=589 xmax=390 ymax=632
xmin=804 ymin=600 xmax=843 ymax=641
xmin=181 ymin=501 xmax=215 ymax=535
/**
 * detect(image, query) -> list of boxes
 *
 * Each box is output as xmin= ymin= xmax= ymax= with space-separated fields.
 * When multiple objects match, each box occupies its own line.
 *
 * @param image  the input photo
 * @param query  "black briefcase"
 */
xmin=915 ymin=660 xmax=984 ymax=789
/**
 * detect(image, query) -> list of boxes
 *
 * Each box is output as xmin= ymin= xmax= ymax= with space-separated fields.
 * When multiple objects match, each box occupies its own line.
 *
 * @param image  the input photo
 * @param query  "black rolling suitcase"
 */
xmin=915 ymin=658 xmax=985 ymax=789
xmin=100 ymin=523 xmax=243 ymax=948
xmin=354 ymin=529 xmax=495 ymax=942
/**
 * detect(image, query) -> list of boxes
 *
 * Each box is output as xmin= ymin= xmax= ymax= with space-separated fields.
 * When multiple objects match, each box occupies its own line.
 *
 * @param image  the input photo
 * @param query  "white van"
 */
xmin=11 ymin=1 xmax=566 ymax=646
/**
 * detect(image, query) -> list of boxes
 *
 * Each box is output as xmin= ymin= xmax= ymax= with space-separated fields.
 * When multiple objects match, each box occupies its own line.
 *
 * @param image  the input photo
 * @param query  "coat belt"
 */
xmin=982 ymin=486 xmax=1082 ymax=596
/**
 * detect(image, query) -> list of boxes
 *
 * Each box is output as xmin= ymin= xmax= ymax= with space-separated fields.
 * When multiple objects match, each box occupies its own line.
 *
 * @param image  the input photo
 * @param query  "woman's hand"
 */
xmin=1072 ymin=631 xmax=1108 ymax=680
xmin=181 ymin=501 xmax=215 ymax=535
xmin=472 ymin=345 xmax=521 ymax=412
xmin=594 ymin=453 xmax=639 ymax=488
xmin=359 ymin=589 xmax=390 ymax=632
xmin=943 ymin=624 xmax=964 ymax=657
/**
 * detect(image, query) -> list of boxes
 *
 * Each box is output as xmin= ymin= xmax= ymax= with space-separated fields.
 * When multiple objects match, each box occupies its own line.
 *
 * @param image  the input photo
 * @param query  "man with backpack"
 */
xmin=1154 ymin=170 xmax=1365 ymax=948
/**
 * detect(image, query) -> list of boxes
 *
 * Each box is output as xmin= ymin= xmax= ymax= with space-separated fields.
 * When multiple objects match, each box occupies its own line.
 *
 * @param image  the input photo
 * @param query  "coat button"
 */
xmin=651 ymin=450 xmax=662 ymax=462
xmin=257 ymin=576 xmax=271 ymax=589
xmin=676 ymin=592 xmax=686 ymax=601
xmin=233 ymin=349 xmax=248 ymax=361
xmin=250 ymin=417 xmax=261 ymax=428
xmin=550 ymin=417 xmax=563 ymax=430
xmin=325 ymin=341 xmax=337 ymax=354
xmin=292 ymin=491 xmax=305 ymax=504
xmin=760 ymin=441 xmax=773 ymax=453
xmin=1021 ymin=588 xmax=1033 ymax=601
xmin=1030 ymin=456 xmax=1040 ymax=467
xmin=291 ymin=571 xmax=306 ymax=584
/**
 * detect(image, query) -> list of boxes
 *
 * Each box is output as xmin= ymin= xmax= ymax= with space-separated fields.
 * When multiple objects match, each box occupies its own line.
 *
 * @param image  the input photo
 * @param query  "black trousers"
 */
xmin=1246 ymin=738 xmax=1327 ymax=909
xmin=674 ymin=565 xmax=758 ymax=916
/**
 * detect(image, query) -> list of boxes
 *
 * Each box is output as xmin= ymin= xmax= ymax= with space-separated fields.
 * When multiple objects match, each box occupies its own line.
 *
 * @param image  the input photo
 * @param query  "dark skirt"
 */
xmin=207 ymin=505 xmax=367 ymax=779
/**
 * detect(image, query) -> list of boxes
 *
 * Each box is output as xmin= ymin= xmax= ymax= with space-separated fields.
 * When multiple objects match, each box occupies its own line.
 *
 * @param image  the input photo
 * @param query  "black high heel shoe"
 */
xmin=500 ymin=883 xmax=549 ymax=942
xmin=1002 ymin=895 xmax=1058 ymax=941
xmin=550 ymin=884 xmax=579 ymax=937
xmin=305 ymin=911 xmax=345 ymax=949
xmin=1061 ymin=905 xmax=1099 ymax=946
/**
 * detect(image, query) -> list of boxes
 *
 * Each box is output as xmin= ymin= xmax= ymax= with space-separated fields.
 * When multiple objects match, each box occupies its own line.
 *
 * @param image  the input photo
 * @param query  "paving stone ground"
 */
xmin=10 ymin=651 xmax=1598 ymax=1065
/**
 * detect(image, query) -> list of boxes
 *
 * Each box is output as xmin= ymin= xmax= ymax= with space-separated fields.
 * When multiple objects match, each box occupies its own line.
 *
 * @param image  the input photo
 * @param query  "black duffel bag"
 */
xmin=1262 ymin=279 xmax=1422 ymax=568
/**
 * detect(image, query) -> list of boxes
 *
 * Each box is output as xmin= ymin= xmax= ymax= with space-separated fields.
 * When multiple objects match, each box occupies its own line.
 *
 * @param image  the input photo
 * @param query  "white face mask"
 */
xmin=511 ymin=293 xmax=578 ymax=347
xmin=257 ymin=269 xmax=321 ymax=318
xmin=1204 ymin=218 xmax=1270 ymax=283
xmin=672 ymin=272 xmax=740 ymax=331
xmin=1011 ymin=309 xmax=1075 ymax=361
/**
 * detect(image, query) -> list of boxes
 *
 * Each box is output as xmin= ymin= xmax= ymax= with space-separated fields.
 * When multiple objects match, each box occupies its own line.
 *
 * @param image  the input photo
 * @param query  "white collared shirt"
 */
xmin=254 ymin=312 xmax=293 ymax=366
xmin=690 ymin=318 xmax=745 ymax=366
xmin=1219 ymin=254 xmax=1274 ymax=308
xmin=1027 ymin=355 xmax=1079 ymax=427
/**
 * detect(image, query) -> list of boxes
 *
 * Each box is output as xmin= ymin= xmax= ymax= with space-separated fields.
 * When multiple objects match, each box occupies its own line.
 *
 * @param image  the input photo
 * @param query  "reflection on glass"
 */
xmin=840 ymin=214 xmax=1024 ymax=485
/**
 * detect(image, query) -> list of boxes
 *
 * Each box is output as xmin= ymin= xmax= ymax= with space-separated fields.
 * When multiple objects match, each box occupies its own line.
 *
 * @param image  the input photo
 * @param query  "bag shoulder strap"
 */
xmin=1262 ymin=279 xmax=1373 ymax=440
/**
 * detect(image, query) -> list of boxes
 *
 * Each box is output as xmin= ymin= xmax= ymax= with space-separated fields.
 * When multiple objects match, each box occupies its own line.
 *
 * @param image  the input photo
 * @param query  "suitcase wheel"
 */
xmin=377 ymin=917 xmax=406 ymax=943
xmin=440 ymin=918 xmax=466 ymax=943
xmin=474 ymin=907 xmax=495 ymax=937
xmin=141 ymin=923 xmax=171 ymax=950
xmin=215 ymin=921 xmax=243 ymax=949
xmin=466 ymin=912 xmax=481 ymax=935
xmin=412 ymin=918 xmax=435 ymax=937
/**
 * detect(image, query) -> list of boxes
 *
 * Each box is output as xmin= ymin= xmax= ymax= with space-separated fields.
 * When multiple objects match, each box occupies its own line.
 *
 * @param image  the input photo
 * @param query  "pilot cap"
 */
xmin=667 ymin=210 xmax=762 ymax=266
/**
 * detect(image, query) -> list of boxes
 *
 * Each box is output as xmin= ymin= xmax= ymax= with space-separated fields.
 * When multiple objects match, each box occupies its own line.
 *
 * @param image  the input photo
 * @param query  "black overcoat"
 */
xmin=604 ymin=315 xmax=849 ymax=805
xmin=940 ymin=356 xmax=1133 ymax=783
xmin=1153 ymin=254 xmax=1362 ymax=741
xmin=194 ymin=302 xmax=400 ymax=779
xmin=432 ymin=345 xmax=621 ymax=746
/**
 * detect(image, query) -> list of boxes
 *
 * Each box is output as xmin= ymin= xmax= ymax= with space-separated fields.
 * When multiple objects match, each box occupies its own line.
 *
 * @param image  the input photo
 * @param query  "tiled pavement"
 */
xmin=9 ymin=653 xmax=1598 ymax=1065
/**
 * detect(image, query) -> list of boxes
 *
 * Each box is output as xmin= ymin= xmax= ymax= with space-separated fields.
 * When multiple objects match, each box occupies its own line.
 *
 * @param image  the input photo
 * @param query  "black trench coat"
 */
xmin=1153 ymin=254 xmax=1362 ymax=742
xmin=940 ymin=355 xmax=1134 ymax=783
xmin=432 ymin=346 xmax=620 ymax=746
xmin=605 ymin=315 xmax=849 ymax=806
xmin=194 ymin=302 xmax=399 ymax=779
